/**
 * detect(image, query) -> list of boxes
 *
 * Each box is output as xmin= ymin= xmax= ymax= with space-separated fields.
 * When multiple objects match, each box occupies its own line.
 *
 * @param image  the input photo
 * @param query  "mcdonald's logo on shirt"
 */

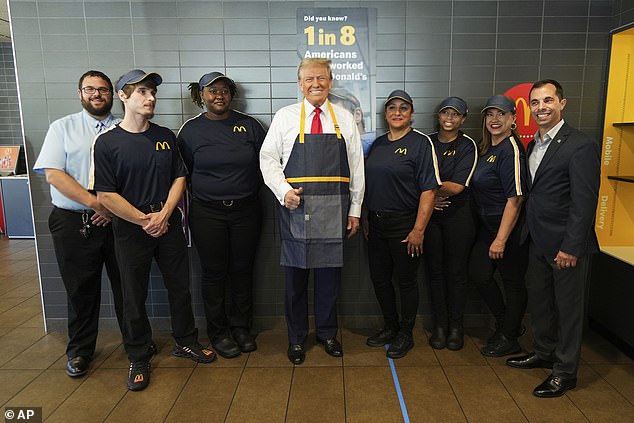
xmin=486 ymin=154 xmax=496 ymax=163
xmin=233 ymin=125 xmax=247 ymax=133
xmin=444 ymin=150 xmax=456 ymax=156
xmin=155 ymin=141 xmax=171 ymax=151
xmin=394 ymin=147 xmax=407 ymax=155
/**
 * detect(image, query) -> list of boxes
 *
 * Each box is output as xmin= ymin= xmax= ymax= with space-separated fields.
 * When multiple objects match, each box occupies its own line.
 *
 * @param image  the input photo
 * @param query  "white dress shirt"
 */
xmin=260 ymin=98 xmax=365 ymax=217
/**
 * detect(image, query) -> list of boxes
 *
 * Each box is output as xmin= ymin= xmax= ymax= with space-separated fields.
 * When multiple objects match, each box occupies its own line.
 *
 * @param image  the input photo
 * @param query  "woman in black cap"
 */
xmin=424 ymin=97 xmax=478 ymax=351
xmin=469 ymin=95 xmax=528 ymax=357
xmin=177 ymin=72 xmax=266 ymax=358
xmin=363 ymin=90 xmax=440 ymax=358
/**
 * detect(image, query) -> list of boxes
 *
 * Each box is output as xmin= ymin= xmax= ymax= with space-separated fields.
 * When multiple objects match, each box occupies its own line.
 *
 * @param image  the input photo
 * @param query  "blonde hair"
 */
xmin=297 ymin=58 xmax=333 ymax=80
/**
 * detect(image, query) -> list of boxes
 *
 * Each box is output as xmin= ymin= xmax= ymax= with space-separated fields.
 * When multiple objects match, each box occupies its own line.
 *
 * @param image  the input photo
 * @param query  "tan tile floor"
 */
xmin=1 ymin=237 xmax=633 ymax=422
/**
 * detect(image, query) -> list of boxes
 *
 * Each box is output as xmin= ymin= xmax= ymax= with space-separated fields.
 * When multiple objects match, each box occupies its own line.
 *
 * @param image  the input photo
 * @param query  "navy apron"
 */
xmin=279 ymin=101 xmax=350 ymax=269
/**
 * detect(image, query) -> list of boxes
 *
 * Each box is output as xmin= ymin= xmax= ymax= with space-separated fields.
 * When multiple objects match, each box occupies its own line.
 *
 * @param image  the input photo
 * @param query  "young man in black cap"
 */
xmin=91 ymin=69 xmax=216 ymax=392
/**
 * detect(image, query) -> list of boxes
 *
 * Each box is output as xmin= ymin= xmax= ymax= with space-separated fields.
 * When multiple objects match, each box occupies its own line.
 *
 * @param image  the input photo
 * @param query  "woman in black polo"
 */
xmin=363 ymin=90 xmax=440 ymax=359
xmin=424 ymin=97 xmax=478 ymax=351
xmin=469 ymin=95 xmax=528 ymax=357
xmin=178 ymin=72 xmax=266 ymax=359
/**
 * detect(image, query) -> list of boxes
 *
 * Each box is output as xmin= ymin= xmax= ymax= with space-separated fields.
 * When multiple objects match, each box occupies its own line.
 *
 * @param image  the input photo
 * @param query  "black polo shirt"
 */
xmin=429 ymin=131 xmax=478 ymax=203
xmin=177 ymin=110 xmax=266 ymax=201
xmin=470 ymin=135 xmax=527 ymax=216
xmin=92 ymin=122 xmax=187 ymax=209
xmin=365 ymin=129 xmax=440 ymax=212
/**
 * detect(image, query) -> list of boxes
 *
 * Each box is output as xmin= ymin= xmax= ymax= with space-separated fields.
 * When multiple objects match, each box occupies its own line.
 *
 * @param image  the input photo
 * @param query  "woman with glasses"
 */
xmin=363 ymin=90 xmax=440 ymax=358
xmin=177 ymin=72 xmax=266 ymax=359
xmin=469 ymin=95 xmax=528 ymax=357
xmin=424 ymin=97 xmax=478 ymax=351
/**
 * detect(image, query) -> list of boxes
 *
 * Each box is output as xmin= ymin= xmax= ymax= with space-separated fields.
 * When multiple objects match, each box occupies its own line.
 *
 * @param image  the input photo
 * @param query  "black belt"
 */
xmin=54 ymin=206 xmax=92 ymax=215
xmin=139 ymin=201 xmax=164 ymax=214
xmin=370 ymin=209 xmax=416 ymax=219
xmin=194 ymin=195 xmax=257 ymax=208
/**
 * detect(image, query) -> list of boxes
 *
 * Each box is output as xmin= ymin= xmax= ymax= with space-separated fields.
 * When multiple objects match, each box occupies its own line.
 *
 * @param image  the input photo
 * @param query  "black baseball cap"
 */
xmin=116 ymin=69 xmax=162 ymax=92
xmin=481 ymin=95 xmax=516 ymax=114
xmin=384 ymin=89 xmax=413 ymax=107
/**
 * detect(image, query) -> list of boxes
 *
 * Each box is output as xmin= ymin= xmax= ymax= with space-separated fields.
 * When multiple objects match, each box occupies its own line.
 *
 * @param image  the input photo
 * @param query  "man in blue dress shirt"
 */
xmin=33 ymin=70 xmax=124 ymax=378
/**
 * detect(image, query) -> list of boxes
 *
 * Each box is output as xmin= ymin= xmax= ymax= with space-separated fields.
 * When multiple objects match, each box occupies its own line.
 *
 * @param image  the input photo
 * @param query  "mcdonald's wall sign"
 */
xmin=504 ymin=83 xmax=538 ymax=149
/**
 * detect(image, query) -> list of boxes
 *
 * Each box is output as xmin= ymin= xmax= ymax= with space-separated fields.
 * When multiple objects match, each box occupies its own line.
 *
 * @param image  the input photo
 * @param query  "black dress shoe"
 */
xmin=66 ymin=356 xmax=89 ymax=377
xmin=287 ymin=343 xmax=305 ymax=365
xmin=429 ymin=327 xmax=447 ymax=350
xmin=480 ymin=334 xmax=521 ymax=357
xmin=387 ymin=332 xmax=414 ymax=359
xmin=212 ymin=336 xmax=241 ymax=359
xmin=533 ymin=374 xmax=577 ymax=398
xmin=367 ymin=327 xmax=398 ymax=347
xmin=506 ymin=352 xmax=553 ymax=369
xmin=232 ymin=328 xmax=257 ymax=353
xmin=317 ymin=337 xmax=343 ymax=357
xmin=446 ymin=327 xmax=464 ymax=351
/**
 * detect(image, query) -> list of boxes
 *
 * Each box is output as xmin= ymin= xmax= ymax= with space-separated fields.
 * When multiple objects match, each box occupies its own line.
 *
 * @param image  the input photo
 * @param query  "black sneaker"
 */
xmin=386 ymin=332 xmax=414 ymax=359
xmin=172 ymin=342 xmax=217 ymax=363
xmin=127 ymin=360 xmax=150 ymax=391
xmin=480 ymin=334 xmax=521 ymax=357
xmin=367 ymin=327 xmax=398 ymax=347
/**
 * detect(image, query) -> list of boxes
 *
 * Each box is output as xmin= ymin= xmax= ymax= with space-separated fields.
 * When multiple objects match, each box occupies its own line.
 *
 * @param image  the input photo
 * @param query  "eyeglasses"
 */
xmin=386 ymin=104 xmax=411 ymax=113
xmin=440 ymin=110 xmax=462 ymax=118
xmin=81 ymin=86 xmax=112 ymax=95
xmin=207 ymin=88 xmax=230 ymax=95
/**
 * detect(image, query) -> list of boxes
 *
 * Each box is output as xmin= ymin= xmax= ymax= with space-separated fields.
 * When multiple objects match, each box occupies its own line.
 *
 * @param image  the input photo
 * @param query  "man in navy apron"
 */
xmin=260 ymin=58 xmax=365 ymax=365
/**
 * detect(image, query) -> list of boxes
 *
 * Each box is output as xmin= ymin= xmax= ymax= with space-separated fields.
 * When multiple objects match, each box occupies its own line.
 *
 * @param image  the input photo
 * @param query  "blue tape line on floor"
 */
xmin=386 ymin=344 xmax=410 ymax=423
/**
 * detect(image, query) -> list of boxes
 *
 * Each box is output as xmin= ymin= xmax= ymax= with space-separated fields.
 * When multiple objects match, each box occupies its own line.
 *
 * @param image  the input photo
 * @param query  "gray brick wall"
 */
xmin=7 ymin=0 xmax=623 ymax=332
xmin=0 ymin=41 xmax=22 ymax=146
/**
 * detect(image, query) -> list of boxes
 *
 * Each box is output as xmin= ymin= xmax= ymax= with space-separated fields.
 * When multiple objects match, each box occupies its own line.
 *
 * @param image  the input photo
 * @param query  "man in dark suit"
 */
xmin=506 ymin=79 xmax=601 ymax=398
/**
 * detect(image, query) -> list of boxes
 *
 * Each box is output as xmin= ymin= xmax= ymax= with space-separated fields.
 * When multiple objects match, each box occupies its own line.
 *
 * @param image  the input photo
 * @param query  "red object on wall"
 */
xmin=504 ymin=83 xmax=538 ymax=149
xmin=0 ymin=192 xmax=5 ymax=234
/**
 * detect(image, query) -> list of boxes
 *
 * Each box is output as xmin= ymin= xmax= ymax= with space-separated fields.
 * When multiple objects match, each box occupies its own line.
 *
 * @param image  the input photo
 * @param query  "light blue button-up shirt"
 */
xmin=33 ymin=110 xmax=120 ymax=210
xmin=528 ymin=119 xmax=565 ymax=181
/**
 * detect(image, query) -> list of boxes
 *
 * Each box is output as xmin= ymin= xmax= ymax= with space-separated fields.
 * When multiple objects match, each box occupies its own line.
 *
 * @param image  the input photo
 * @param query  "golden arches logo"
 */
xmin=486 ymin=155 xmax=496 ymax=163
xmin=394 ymin=147 xmax=407 ymax=155
xmin=155 ymin=141 xmax=170 ymax=151
xmin=233 ymin=125 xmax=246 ymax=132
xmin=515 ymin=97 xmax=531 ymax=127
xmin=134 ymin=374 xmax=144 ymax=383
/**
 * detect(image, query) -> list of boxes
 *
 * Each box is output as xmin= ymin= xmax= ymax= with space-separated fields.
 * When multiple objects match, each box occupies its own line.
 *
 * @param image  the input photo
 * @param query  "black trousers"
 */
xmin=526 ymin=240 xmax=587 ymax=378
xmin=49 ymin=207 xmax=123 ymax=359
xmin=284 ymin=266 xmax=341 ymax=344
xmin=367 ymin=212 xmax=420 ymax=333
xmin=112 ymin=212 xmax=197 ymax=362
xmin=468 ymin=214 xmax=528 ymax=339
xmin=424 ymin=200 xmax=476 ymax=329
xmin=189 ymin=197 xmax=261 ymax=342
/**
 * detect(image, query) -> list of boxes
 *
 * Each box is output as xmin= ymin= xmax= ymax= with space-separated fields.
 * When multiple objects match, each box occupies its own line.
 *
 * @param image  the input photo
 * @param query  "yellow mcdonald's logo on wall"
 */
xmin=155 ymin=141 xmax=170 ymax=151
xmin=233 ymin=125 xmax=247 ymax=132
xmin=515 ymin=97 xmax=531 ymax=127
xmin=394 ymin=147 xmax=407 ymax=155
xmin=486 ymin=154 xmax=496 ymax=163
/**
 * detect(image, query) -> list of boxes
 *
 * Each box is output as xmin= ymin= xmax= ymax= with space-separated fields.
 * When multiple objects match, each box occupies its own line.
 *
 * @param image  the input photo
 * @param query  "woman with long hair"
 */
xmin=469 ymin=95 xmax=528 ymax=357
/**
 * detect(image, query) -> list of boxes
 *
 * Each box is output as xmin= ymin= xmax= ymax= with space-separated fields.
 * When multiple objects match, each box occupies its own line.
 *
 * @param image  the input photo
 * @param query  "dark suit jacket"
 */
xmin=524 ymin=122 xmax=601 ymax=262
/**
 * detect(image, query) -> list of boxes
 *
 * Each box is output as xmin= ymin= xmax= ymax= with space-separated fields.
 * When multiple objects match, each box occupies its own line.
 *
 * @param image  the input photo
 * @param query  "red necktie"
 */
xmin=311 ymin=107 xmax=323 ymax=134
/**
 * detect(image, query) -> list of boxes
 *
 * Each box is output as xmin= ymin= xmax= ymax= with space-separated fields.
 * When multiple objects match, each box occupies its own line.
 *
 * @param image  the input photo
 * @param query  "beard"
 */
xmin=81 ymin=96 xmax=113 ymax=117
